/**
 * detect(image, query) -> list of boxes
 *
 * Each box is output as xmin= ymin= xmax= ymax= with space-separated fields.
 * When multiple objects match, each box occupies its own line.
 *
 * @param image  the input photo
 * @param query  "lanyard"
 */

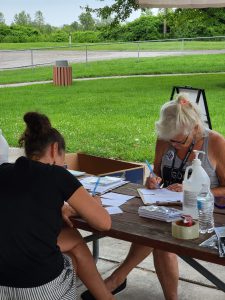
xmin=171 ymin=139 xmax=195 ymax=174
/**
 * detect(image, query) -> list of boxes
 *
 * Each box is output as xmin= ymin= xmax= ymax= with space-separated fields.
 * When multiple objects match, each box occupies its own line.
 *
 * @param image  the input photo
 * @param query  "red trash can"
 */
xmin=53 ymin=60 xmax=72 ymax=86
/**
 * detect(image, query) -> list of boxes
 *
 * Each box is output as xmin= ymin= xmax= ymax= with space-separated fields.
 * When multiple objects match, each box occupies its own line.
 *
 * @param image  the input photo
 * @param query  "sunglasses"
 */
xmin=170 ymin=133 xmax=190 ymax=145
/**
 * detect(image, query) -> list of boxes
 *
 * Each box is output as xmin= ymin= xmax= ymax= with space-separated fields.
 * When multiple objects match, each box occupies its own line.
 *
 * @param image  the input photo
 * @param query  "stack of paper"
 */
xmin=80 ymin=176 xmax=128 ymax=195
xmin=101 ymin=192 xmax=134 ymax=207
xmin=138 ymin=188 xmax=183 ymax=205
xmin=138 ymin=205 xmax=182 ymax=222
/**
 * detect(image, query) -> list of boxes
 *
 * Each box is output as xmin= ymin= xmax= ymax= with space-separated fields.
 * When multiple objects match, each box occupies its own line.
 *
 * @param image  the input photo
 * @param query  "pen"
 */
xmin=145 ymin=160 xmax=156 ymax=177
xmin=92 ymin=177 xmax=101 ymax=196
xmin=145 ymin=159 xmax=162 ymax=188
xmin=156 ymin=201 xmax=182 ymax=206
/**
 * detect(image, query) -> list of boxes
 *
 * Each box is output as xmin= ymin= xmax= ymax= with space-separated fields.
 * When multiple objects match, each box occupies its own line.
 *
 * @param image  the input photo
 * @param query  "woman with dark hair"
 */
xmin=0 ymin=112 xmax=115 ymax=300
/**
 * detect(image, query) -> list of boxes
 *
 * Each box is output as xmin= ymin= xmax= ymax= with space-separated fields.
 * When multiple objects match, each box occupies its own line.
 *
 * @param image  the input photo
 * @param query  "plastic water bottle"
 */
xmin=0 ymin=129 xmax=9 ymax=165
xmin=197 ymin=184 xmax=214 ymax=234
xmin=183 ymin=150 xmax=210 ymax=219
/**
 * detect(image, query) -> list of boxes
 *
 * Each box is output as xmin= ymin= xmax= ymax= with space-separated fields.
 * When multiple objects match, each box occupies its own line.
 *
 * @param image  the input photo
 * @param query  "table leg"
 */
xmin=180 ymin=255 xmax=225 ymax=292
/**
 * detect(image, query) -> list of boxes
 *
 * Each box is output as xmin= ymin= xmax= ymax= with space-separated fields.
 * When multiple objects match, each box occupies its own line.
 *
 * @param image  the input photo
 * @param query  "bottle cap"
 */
xmin=193 ymin=150 xmax=205 ymax=166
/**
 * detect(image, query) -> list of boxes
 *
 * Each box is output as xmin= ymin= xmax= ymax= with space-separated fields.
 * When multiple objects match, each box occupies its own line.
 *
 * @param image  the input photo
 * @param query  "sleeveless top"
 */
xmin=161 ymin=129 xmax=219 ymax=188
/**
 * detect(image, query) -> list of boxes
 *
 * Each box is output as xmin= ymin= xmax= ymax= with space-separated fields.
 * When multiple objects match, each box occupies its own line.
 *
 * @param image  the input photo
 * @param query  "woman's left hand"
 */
xmin=62 ymin=203 xmax=78 ymax=228
xmin=167 ymin=183 xmax=183 ymax=192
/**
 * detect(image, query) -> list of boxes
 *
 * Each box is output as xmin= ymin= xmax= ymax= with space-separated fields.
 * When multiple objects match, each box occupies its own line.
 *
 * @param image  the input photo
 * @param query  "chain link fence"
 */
xmin=1 ymin=36 xmax=225 ymax=70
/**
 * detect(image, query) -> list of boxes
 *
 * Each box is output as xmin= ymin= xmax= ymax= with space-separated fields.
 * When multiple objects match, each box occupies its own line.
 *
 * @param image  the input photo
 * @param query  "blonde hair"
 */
xmin=155 ymin=93 xmax=205 ymax=140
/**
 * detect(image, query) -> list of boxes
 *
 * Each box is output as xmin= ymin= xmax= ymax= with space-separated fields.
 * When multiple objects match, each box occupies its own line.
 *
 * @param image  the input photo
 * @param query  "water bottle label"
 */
xmin=197 ymin=200 xmax=202 ymax=210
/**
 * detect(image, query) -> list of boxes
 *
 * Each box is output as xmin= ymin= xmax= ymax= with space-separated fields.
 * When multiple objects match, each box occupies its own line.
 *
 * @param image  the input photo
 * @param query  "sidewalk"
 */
xmin=78 ymin=234 xmax=225 ymax=299
xmin=1 ymin=72 xmax=225 ymax=89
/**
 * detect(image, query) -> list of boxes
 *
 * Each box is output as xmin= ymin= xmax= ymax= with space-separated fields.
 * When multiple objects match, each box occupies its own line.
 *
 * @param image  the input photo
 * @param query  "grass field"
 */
xmin=1 ymin=54 xmax=225 ymax=85
xmin=1 ymin=39 xmax=225 ymax=51
xmin=0 ymin=74 xmax=224 ymax=162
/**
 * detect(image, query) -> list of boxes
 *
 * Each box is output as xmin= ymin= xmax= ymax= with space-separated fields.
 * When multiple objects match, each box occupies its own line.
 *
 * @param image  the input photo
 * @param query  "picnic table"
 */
xmin=71 ymin=182 xmax=225 ymax=292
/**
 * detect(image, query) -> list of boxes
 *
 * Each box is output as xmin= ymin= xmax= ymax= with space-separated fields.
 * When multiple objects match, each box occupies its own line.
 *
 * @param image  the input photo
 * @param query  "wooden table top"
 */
xmin=71 ymin=182 xmax=225 ymax=266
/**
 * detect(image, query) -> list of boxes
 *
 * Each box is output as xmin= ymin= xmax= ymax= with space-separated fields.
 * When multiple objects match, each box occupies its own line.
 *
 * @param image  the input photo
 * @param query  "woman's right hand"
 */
xmin=146 ymin=175 xmax=162 ymax=189
xmin=68 ymin=186 xmax=111 ymax=231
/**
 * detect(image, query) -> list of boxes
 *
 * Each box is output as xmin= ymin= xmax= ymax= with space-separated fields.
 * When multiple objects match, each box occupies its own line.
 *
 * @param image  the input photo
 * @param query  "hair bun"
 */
xmin=24 ymin=112 xmax=51 ymax=136
xmin=176 ymin=93 xmax=190 ymax=105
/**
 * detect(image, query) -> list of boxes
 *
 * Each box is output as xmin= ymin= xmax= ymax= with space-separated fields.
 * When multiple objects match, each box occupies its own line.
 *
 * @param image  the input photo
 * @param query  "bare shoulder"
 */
xmin=156 ymin=139 xmax=169 ymax=152
xmin=208 ymin=130 xmax=225 ymax=155
xmin=155 ymin=139 xmax=170 ymax=160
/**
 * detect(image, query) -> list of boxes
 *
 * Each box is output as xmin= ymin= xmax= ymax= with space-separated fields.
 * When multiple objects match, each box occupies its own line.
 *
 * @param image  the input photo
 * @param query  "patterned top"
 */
xmin=161 ymin=129 xmax=219 ymax=188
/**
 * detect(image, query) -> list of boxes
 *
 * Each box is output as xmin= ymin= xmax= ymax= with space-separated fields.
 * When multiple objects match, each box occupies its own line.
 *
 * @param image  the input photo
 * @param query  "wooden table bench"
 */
xmin=71 ymin=182 xmax=225 ymax=292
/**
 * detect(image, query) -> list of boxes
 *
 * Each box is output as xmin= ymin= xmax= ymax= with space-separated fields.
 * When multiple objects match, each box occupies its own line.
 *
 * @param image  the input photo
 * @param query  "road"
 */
xmin=1 ymin=49 xmax=225 ymax=69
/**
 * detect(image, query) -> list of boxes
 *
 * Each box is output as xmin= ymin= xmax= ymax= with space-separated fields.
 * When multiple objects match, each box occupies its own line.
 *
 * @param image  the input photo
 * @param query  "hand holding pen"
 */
xmin=145 ymin=160 xmax=163 ymax=190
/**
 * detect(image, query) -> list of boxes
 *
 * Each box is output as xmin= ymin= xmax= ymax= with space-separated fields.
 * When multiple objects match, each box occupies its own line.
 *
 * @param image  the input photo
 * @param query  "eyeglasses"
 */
xmin=170 ymin=133 xmax=190 ymax=145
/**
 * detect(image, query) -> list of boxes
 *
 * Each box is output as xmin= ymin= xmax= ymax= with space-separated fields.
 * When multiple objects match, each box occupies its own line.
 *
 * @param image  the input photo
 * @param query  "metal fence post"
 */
xmin=85 ymin=45 xmax=88 ymax=64
xmin=181 ymin=39 xmax=184 ymax=51
xmin=138 ymin=42 xmax=140 ymax=62
xmin=30 ymin=49 xmax=34 ymax=69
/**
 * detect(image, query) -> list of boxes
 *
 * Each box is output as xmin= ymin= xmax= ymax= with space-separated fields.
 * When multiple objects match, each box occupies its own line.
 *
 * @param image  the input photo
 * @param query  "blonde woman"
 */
xmin=82 ymin=94 xmax=225 ymax=300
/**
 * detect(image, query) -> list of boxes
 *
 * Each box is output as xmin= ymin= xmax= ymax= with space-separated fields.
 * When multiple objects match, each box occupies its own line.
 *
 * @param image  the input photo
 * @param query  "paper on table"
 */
xmin=101 ymin=192 xmax=134 ymax=202
xmin=81 ymin=176 xmax=122 ymax=186
xmin=138 ymin=188 xmax=183 ymax=205
xmin=68 ymin=169 xmax=86 ymax=177
xmin=101 ymin=198 xmax=127 ymax=207
xmin=105 ymin=206 xmax=123 ymax=215
xmin=80 ymin=177 xmax=128 ymax=195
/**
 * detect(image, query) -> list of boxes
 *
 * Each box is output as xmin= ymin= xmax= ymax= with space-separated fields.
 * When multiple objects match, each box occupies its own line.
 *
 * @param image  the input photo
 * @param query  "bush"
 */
xmin=123 ymin=16 xmax=162 ymax=41
xmin=72 ymin=31 xmax=103 ymax=43
xmin=50 ymin=30 xmax=68 ymax=42
xmin=0 ymin=25 xmax=41 ymax=43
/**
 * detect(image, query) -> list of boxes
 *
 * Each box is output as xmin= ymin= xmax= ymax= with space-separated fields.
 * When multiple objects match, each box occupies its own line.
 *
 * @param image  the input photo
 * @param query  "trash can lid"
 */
xmin=55 ymin=60 xmax=69 ymax=67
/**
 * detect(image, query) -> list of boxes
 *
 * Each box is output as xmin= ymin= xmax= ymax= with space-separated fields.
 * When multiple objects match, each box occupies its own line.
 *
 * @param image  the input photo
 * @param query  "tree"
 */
xmin=0 ymin=12 xmax=5 ymax=24
xmin=33 ymin=11 xmax=45 ymax=29
xmin=169 ymin=8 xmax=225 ymax=37
xmin=70 ymin=21 xmax=80 ymax=31
xmin=13 ymin=11 xmax=31 ymax=26
xmin=87 ymin=0 xmax=139 ymax=25
xmin=79 ymin=11 xmax=95 ymax=30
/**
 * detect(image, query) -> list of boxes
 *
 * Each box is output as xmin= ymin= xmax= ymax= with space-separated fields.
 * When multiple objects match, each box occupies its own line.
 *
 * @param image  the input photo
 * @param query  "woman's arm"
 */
xmin=209 ymin=131 xmax=225 ymax=197
xmin=146 ymin=139 xmax=168 ymax=189
xmin=67 ymin=186 xmax=111 ymax=231
xmin=153 ymin=139 xmax=168 ymax=176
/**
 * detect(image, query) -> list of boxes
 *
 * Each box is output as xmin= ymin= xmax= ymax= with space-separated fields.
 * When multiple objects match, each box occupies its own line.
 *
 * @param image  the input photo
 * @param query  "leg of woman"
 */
xmin=57 ymin=227 xmax=115 ymax=300
xmin=105 ymin=243 xmax=153 ymax=292
xmin=153 ymin=249 xmax=179 ymax=300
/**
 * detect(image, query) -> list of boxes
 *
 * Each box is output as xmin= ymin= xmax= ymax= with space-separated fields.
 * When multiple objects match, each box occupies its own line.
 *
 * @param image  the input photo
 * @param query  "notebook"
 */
xmin=137 ymin=188 xmax=183 ymax=206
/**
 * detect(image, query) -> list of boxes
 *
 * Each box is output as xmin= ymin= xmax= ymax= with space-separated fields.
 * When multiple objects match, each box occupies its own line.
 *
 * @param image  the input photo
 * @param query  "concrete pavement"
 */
xmin=78 ymin=234 xmax=225 ymax=299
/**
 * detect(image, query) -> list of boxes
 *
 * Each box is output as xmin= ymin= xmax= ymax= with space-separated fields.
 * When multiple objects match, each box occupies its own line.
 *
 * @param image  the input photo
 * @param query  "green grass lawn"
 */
xmin=1 ymin=54 xmax=225 ymax=85
xmin=1 ymin=40 xmax=225 ymax=51
xmin=0 ymin=74 xmax=224 ymax=162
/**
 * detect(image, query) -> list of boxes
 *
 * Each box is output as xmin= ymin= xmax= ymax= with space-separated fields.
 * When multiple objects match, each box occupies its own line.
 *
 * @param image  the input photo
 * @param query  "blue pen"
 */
xmin=92 ymin=177 xmax=101 ymax=196
xmin=145 ymin=160 xmax=156 ymax=177
xmin=145 ymin=160 xmax=161 ymax=188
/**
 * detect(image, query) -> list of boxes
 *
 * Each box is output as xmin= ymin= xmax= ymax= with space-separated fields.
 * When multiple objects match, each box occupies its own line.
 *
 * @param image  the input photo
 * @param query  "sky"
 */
xmin=1 ymin=0 xmax=142 ymax=27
